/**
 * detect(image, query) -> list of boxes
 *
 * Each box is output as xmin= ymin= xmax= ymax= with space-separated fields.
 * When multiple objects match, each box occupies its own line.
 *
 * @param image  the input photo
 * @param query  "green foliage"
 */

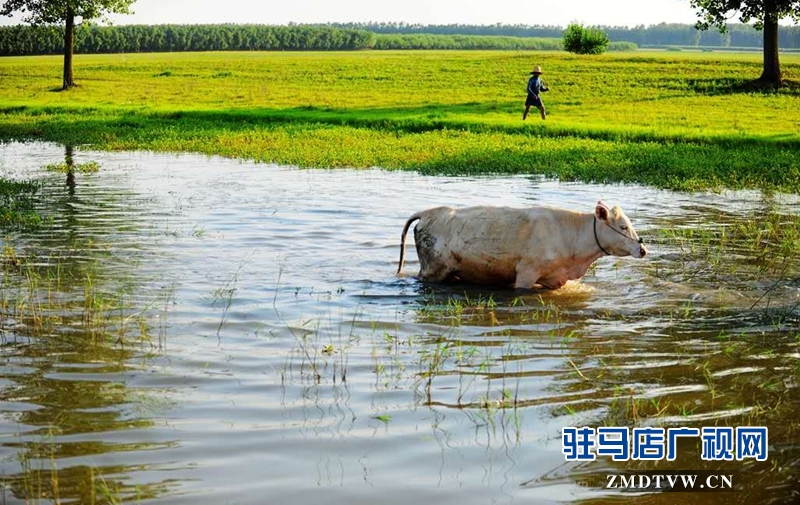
xmin=0 ymin=0 xmax=135 ymax=26
xmin=328 ymin=22 xmax=566 ymax=38
xmin=0 ymin=24 xmax=563 ymax=56
xmin=687 ymin=0 xmax=800 ymax=82
xmin=562 ymin=24 xmax=610 ymax=55
xmin=688 ymin=0 xmax=800 ymax=31
xmin=1 ymin=0 xmax=138 ymax=88
xmin=373 ymin=34 xmax=561 ymax=51
xmin=3 ymin=22 xmax=800 ymax=56
xmin=0 ymin=24 xmax=377 ymax=55
xmin=0 ymin=50 xmax=799 ymax=192
xmin=0 ymin=177 xmax=43 ymax=230
xmin=326 ymin=21 xmax=800 ymax=49
xmin=45 ymin=160 xmax=99 ymax=173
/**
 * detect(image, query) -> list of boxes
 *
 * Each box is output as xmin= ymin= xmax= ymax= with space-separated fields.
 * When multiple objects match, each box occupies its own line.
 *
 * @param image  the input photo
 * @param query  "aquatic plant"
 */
xmin=44 ymin=160 xmax=99 ymax=174
xmin=0 ymin=177 xmax=43 ymax=230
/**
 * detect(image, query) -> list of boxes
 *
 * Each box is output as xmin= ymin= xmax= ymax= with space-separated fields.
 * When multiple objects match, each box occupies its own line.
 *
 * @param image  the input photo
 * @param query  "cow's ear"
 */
xmin=595 ymin=201 xmax=609 ymax=221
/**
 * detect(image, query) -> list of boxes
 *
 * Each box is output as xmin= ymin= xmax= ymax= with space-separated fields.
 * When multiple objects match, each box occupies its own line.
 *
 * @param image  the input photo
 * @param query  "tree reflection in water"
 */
xmin=1 ymin=144 xmax=177 ymax=504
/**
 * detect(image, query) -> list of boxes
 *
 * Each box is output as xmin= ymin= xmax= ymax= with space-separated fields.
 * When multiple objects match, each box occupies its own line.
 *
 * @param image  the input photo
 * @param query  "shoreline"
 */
xmin=1 ymin=105 xmax=798 ymax=193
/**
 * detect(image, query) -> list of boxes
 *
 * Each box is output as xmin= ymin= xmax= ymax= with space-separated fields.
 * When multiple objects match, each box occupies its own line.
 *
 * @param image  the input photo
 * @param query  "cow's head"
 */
xmin=594 ymin=201 xmax=647 ymax=258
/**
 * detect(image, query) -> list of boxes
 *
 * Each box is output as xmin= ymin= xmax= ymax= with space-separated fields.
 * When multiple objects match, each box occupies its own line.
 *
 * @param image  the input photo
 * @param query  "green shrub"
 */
xmin=562 ymin=23 xmax=610 ymax=55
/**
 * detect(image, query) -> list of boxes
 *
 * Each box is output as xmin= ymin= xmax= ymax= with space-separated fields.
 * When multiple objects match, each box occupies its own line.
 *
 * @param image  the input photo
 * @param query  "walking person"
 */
xmin=523 ymin=65 xmax=549 ymax=120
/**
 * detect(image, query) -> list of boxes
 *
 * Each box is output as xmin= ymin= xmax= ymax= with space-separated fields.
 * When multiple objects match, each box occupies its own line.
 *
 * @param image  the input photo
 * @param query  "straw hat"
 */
xmin=530 ymin=66 xmax=543 ymax=75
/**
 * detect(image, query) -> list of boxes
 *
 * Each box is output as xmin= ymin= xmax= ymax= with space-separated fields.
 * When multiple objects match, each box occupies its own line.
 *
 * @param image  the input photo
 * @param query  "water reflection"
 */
xmin=1 ymin=143 xmax=177 ymax=503
xmin=0 ymin=142 xmax=798 ymax=505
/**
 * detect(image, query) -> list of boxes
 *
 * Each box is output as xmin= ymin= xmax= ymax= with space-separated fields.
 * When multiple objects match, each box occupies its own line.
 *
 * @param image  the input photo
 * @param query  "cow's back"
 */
xmin=414 ymin=206 xmax=549 ymax=284
xmin=424 ymin=206 xmax=532 ymax=254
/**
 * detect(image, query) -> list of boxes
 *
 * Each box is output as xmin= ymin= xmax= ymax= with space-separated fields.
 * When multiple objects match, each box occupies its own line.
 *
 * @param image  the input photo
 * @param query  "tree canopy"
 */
xmin=1 ymin=0 xmax=134 ymax=25
xmin=689 ymin=0 xmax=800 ymax=30
xmin=2 ymin=0 xmax=136 ymax=89
xmin=688 ymin=0 xmax=800 ymax=84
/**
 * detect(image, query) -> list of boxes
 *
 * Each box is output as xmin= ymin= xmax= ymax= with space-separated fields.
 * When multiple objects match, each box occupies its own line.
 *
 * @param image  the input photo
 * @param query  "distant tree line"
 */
xmin=2 ymin=22 xmax=800 ymax=56
xmin=372 ymin=34 xmax=634 ymax=51
xmin=373 ymin=34 xmax=561 ymax=50
xmin=331 ymin=22 xmax=567 ymax=38
xmin=329 ymin=22 xmax=800 ymax=49
xmin=373 ymin=34 xmax=636 ymax=51
xmin=0 ymin=24 xmax=639 ymax=55
xmin=0 ymin=24 xmax=377 ymax=55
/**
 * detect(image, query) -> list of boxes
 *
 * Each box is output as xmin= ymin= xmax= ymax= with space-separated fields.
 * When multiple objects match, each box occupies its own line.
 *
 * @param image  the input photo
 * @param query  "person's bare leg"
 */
xmin=523 ymin=105 xmax=531 ymax=120
xmin=539 ymin=105 xmax=547 ymax=120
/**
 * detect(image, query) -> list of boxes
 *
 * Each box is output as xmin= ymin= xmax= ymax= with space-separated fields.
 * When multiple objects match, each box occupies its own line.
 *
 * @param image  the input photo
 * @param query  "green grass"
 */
xmin=0 ymin=177 xmax=44 ymax=229
xmin=1 ymin=50 xmax=799 ymax=191
xmin=45 ymin=160 xmax=100 ymax=173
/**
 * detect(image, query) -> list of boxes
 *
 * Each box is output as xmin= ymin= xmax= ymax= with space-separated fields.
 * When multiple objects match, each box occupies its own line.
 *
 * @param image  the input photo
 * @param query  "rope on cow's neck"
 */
xmin=594 ymin=217 xmax=645 ymax=256
xmin=593 ymin=218 xmax=612 ymax=256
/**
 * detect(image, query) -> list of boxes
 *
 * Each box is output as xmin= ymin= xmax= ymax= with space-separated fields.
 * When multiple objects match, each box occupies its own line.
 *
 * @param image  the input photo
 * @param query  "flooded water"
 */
xmin=1 ymin=141 xmax=798 ymax=504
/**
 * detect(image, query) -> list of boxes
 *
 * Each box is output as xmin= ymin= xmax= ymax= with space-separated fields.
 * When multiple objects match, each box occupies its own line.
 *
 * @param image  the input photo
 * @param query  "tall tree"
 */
xmin=1 ymin=0 xmax=135 ymax=90
xmin=689 ymin=1 xmax=800 ymax=86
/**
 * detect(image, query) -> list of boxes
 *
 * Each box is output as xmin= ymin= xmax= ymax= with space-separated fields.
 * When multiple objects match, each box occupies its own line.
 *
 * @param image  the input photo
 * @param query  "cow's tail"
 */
xmin=398 ymin=212 xmax=423 ymax=275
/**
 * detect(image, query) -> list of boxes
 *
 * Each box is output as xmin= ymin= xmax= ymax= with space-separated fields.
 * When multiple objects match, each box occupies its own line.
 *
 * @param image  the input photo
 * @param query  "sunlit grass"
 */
xmin=44 ymin=160 xmax=100 ymax=174
xmin=1 ymin=50 xmax=799 ymax=189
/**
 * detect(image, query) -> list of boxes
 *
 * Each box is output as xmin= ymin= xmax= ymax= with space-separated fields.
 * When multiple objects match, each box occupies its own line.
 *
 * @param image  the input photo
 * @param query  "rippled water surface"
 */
xmin=1 ymin=142 xmax=798 ymax=504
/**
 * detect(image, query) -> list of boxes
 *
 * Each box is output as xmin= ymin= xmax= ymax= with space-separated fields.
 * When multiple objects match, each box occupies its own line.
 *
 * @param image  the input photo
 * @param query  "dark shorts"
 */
xmin=526 ymin=93 xmax=543 ymax=107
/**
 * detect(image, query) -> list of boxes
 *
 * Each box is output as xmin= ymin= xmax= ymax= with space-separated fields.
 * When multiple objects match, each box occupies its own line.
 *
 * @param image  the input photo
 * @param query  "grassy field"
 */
xmin=1 ymin=50 xmax=799 ymax=191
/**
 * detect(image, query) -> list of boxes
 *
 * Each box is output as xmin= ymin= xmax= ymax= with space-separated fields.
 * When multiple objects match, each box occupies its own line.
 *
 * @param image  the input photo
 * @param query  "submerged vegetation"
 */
xmin=0 ymin=50 xmax=798 ymax=191
xmin=44 ymin=160 xmax=99 ymax=173
xmin=1 ymin=152 xmax=177 ymax=502
xmin=0 ymin=177 xmax=42 ymax=229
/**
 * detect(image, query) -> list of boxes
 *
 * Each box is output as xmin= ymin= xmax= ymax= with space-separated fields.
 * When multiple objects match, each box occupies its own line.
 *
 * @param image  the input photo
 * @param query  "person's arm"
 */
xmin=541 ymin=81 xmax=549 ymax=92
xmin=527 ymin=78 xmax=536 ymax=95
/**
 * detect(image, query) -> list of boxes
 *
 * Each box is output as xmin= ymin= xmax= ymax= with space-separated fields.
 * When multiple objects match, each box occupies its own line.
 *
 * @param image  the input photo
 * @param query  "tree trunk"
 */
xmin=759 ymin=5 xmax=782 ymax=86
xmin=62 ymin=5 xmax=75 ymax=90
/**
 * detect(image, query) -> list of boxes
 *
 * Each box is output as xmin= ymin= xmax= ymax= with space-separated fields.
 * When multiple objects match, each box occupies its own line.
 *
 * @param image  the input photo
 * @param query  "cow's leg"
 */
xmin=514 ymin=262 xmax=541 ymax=290
xmin=419 ymin=263 xmax=452 ymax=282
xmin=541 ymin=279 xmax=566 ymax=290
xmin=537 ymin=273 xmax=568 ymax=290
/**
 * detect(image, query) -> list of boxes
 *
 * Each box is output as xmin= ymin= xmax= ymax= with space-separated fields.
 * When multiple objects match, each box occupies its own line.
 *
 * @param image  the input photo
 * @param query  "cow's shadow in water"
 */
xmin=404 ymin=275 xmax=554 ymax=304
xmin=392 ymin=277 xmax=598 ymax=330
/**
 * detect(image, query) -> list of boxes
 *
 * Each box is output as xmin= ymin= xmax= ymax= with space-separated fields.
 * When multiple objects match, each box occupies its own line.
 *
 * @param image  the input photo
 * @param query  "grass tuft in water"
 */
xmin=0 ymin=177 xmax=44 ymax=230
xmin=44 ymin=160 xmax=100 ymax=174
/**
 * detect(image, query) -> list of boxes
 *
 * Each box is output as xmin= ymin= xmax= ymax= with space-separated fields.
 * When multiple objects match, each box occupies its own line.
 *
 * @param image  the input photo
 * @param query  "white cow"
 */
xmin=397 ymin=201 xmax=646 ymax=290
